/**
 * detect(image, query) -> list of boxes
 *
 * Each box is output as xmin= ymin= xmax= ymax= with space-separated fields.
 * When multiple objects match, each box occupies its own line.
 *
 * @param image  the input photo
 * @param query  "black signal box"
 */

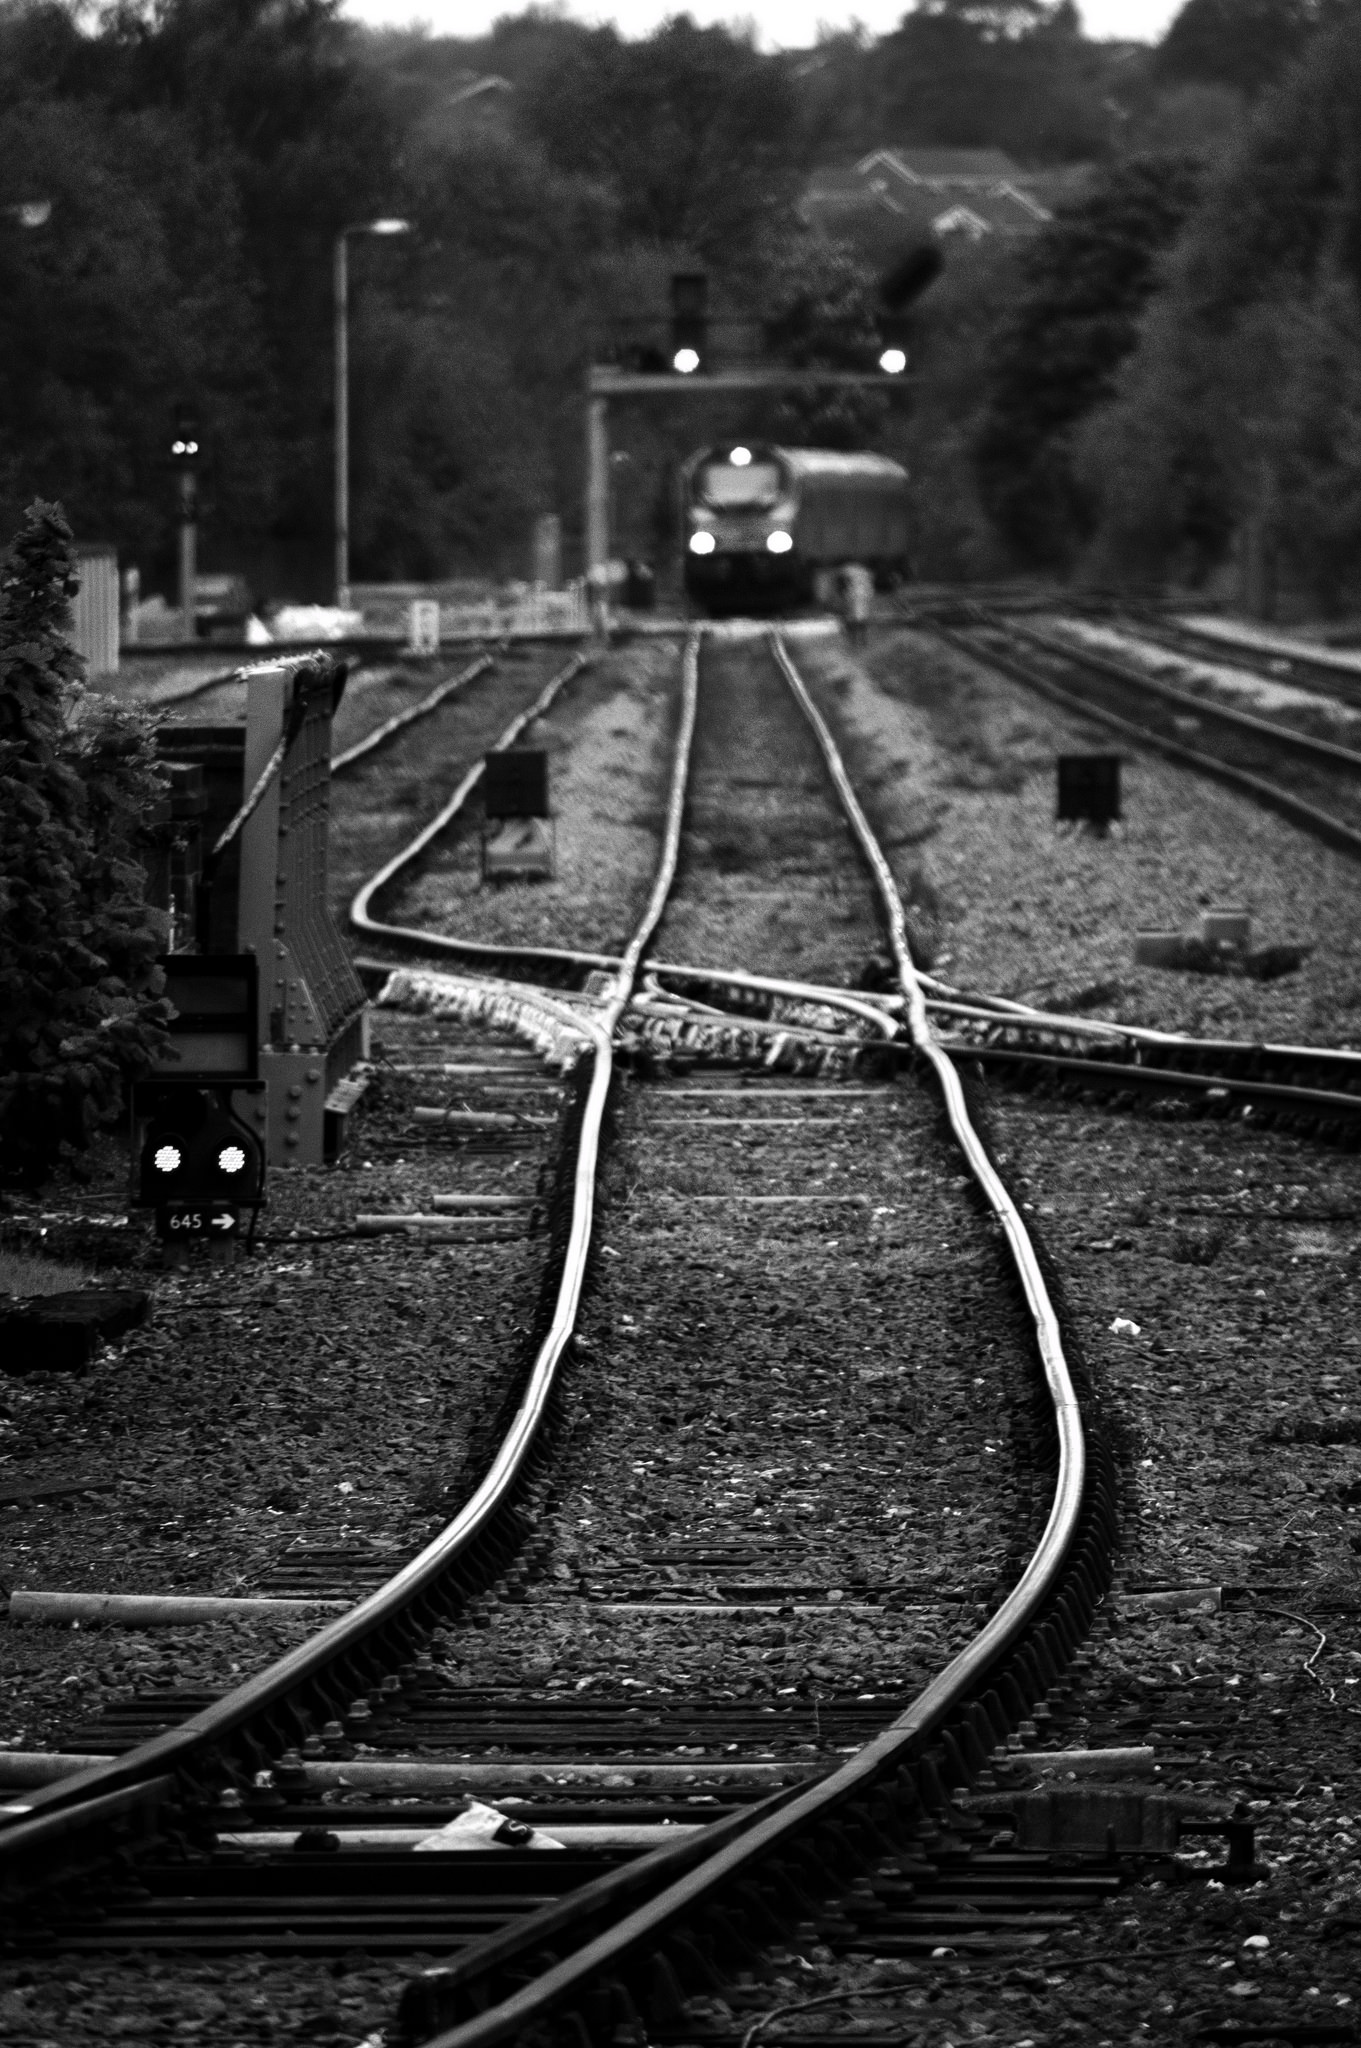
xmin=132 ymin=1081 xmax=266 ymax=1210
xmin=1057 ymin=755 xmax=1121 ymax=828
xmin=150 ymin=953 xmax=258 ymax=1081
xmin=484 ymin=749 xmax=550 ymax=820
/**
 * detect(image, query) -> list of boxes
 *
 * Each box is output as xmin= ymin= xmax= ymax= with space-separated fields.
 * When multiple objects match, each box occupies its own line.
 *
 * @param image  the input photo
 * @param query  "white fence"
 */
xmin=72 ymin=545 xmax=120 ymax=675
xmin=349 ymin=581 xmax=590 ymax=641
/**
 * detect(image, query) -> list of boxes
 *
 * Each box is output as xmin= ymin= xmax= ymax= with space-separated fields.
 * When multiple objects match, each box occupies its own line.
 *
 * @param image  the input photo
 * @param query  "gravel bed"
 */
xmin=449 ymin=1079 xmax=1036 ymax=1703
xmin=0 ymin=1013 xmax=564 ymax=1757
xmin=693 ymin=1100 xmax=1361 ymax=2046
xmin=393 ymin=639 xmax=682 ymax=958
xmin=796 ymin=625 xmax=1361 ymax=1046
xmin=656 ymin=637 xmax=885 ymax=981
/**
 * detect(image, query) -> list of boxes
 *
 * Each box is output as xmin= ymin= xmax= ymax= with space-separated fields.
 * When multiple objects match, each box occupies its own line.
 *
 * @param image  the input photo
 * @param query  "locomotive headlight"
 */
xmin=689 ymin=531 xmax=716 ymax=555
xmin=766 ymin=530 xmax=793 ymax=554
xmin=153 ymin=1143 xmax=182 ymax=1174
xmin=730 ymin=446 xmax=752 ymax=466
xmin=673 ymin=347 xmax=701 ymax=375
xmin=217 ymin=1144 xmax=247 ymax=1175
xmin=878 ymin=346 xmax=907 ymax=375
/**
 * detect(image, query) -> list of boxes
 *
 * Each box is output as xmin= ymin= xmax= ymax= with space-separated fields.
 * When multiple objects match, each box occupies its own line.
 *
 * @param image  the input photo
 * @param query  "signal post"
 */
xmin=583 ymin=273 xmax=916 ymax=620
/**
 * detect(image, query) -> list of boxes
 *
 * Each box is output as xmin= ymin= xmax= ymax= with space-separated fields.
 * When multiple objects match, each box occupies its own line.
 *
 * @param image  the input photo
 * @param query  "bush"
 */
xmin=0 ymin=501 xmax=172 ymax=1190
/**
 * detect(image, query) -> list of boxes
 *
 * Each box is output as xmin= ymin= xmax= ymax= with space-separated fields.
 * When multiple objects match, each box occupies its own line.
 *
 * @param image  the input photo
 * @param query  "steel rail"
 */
xmin=389 ymin=636 xmax=1108 ymax=2048
xmin=332 ymin=653 xmax=495 ymax=772
xmin=1124 ymin=609 xmax=1361 ymax=697
xmin=350 ymin=652 xmax=597 ymax=953
xmin=941 ymin=1041 xmax=1361 ymax=1117
xmin=936 ymin=621 xmax=1361 ymax=864
xmin=1003 ymin=614 xmax=1361 ymax=776
xmin=0 ymin=638 xmax=701 ymax=1899
xmin=769 ymin=629 xmax=1087 ymax=1617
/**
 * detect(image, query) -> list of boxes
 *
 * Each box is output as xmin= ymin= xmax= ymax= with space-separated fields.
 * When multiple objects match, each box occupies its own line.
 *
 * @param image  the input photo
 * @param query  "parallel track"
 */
xmin=935 ymin=606 xmax=1361 ymax=861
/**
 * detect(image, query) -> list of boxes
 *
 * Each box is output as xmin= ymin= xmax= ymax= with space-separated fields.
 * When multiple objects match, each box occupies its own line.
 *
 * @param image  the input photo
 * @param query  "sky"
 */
xmin=342 ymin=0 xmax=1185 ymax=48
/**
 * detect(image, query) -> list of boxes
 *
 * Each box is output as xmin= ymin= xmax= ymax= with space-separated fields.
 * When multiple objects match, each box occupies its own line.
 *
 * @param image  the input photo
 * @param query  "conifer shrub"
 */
xmin=0 ymin=501 xmax=172 ymax=1190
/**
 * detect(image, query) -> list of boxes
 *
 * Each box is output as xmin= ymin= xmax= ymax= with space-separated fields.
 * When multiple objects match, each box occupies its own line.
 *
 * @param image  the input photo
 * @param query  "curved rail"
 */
xmin=768 ymin=630 xmax=1087 ymax=1646
xmin=0 ymin=638 xmax=701 ymax=1898
xmin=350 ymin=652 xmax=623 ymax=976
xmin=389 ymin=633 xmax=1114 ymax=2048
xmin=332 ymin=653 xmax=495 ymax=772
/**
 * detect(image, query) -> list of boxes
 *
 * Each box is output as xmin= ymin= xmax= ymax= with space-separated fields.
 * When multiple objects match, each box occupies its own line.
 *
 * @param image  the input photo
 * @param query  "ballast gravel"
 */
xmin=9 ymin=617 xmax=1361 ymax=2047
xmin=795 ymin=625 xmax=1361 ymax=1047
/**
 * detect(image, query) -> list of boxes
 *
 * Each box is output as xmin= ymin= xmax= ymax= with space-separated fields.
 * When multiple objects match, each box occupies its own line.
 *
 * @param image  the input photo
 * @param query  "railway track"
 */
xmin=1113 ymin=609 xmax=1361 ymax=713
xmin=0 ymin=625 xmax=1137 ymax=2048
xmin=934 ymin=606 xmax=1361 ymax=861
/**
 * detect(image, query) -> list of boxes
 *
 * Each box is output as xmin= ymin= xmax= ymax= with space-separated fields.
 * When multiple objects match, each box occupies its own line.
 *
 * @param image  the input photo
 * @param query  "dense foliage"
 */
xmin=0 ymin=502 xmax=170 ymax=1189
xmin=0 ymin=0 xmax=1355 ymax=602
xmin=973 ymin=154 xmax=1202 ymax=570
xmin=1076 ymin=10 xmax=1361 ymax=603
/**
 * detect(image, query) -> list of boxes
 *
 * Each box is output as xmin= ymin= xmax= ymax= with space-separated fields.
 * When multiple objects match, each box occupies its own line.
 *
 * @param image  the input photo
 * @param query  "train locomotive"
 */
xmin=680 ymin=442 xmax=910 ymax=615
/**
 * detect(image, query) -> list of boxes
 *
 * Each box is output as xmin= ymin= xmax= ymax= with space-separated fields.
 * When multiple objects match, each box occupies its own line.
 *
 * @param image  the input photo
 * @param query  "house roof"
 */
xmin=800 ymin=149 xmax=1075 ymax=263
xmin=857 ymin=146 xmax=1021 ymax=184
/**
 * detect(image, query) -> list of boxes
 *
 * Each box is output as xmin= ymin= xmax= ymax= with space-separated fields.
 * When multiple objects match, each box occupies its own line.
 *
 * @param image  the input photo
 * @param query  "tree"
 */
xmin=874 ymin=0 xmax=1112 ymax=161
xmin=1151 ymin=0 xmax=1336 ymax=99
xmin=1079 ymin=11 xmax=1361 ymax=595
xmin=517 ymin=17 xmax=803 ymax=263
xmin=0 ymin=503 xmax=170 ymax=1189
xmin=973 ymin=153 xmax=1202 ymax=567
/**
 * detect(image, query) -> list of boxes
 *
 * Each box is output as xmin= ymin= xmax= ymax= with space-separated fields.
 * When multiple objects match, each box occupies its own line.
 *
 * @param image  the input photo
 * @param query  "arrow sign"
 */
xmin=156 ymin=1204 xmax=240 ymax=1240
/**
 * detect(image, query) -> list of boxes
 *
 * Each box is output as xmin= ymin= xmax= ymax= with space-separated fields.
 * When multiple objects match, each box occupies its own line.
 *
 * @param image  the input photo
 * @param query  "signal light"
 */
xmin=670 ymin=273 xmax=708 ymax=375
xmin=689 ymin=531 xmax=716 ymax=555
xmin=766 ymin=530 xmax=793 ymax=554
xmin=171 ymin=405 xmax=201 ymax=465
xmin=878 ymin=346 xmax=908 ymax=375
xmin=136 ymin=1085 xmax=264 ymax=1208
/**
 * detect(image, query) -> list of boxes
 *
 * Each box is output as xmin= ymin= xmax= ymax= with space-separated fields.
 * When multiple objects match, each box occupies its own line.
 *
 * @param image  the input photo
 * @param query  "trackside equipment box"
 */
xmin=131 ymin=954 xmax=265 ymax=1242
xmin=482 ymin=747 xmax=555 ymax=882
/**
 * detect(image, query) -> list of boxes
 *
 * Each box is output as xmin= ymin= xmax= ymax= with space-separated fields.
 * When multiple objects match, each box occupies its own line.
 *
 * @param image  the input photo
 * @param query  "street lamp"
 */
xmin=334 ymin=217 xmax=411 ymax=608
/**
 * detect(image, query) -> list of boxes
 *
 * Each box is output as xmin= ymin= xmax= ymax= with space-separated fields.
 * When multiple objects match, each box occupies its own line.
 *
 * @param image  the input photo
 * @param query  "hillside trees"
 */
xmin=517 ymin=16 xmax=804 ymax=263
xmin=1078 ymin=10 xmax=1361 ymax=602
xmin=972 ymin=153 xmax=1202 ymax=568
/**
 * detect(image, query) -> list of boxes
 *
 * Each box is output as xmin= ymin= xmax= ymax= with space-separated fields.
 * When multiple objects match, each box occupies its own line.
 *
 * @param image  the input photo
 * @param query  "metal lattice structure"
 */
xmin=234 ymin=658 xmax=368 ymax=1164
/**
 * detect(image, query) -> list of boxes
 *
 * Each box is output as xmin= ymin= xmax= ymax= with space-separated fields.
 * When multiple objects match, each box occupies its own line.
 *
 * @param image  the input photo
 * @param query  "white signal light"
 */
xmin=218 ymin=1144 xmax=247 ymax=1175
xmin=730 ymin=446 xmax=752 ymax=467
xmin=154 ymin=1143 xmax=182 ymax=1173
xmin=673 ymin=347 xmax=700 ymax=375
xmin=766 ymin=530 xmax=793 ymax=554
xmin=879 ymin=347 xmax=907 ymax=375
xmin=689 ymin=531 xmax=716 ymax=555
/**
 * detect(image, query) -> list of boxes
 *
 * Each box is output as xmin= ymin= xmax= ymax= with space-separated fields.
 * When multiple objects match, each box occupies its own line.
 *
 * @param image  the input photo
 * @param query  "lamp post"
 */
xmin=334 ymin=217 xmax=411 ymax=609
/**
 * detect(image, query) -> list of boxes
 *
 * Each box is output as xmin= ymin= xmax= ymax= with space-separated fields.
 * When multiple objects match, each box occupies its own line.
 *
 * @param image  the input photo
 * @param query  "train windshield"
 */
xmin=697 ymin=458 xmax=783 ymax=508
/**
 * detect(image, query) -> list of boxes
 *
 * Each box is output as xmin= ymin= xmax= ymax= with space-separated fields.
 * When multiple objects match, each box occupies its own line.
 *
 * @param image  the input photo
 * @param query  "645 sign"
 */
xmin=158 ymin=1203 xmax=242 ymax=1242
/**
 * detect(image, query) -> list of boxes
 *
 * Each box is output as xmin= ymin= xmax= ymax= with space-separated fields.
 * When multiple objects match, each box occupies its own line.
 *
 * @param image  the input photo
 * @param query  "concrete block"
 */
xmin=0 ymin=1289 xmax=148 ymax=1375
xmin=1134 ymin=932 xmax=1189 ymax=968
xmin=1200 ymin=907 xmax=1251 ymax=947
